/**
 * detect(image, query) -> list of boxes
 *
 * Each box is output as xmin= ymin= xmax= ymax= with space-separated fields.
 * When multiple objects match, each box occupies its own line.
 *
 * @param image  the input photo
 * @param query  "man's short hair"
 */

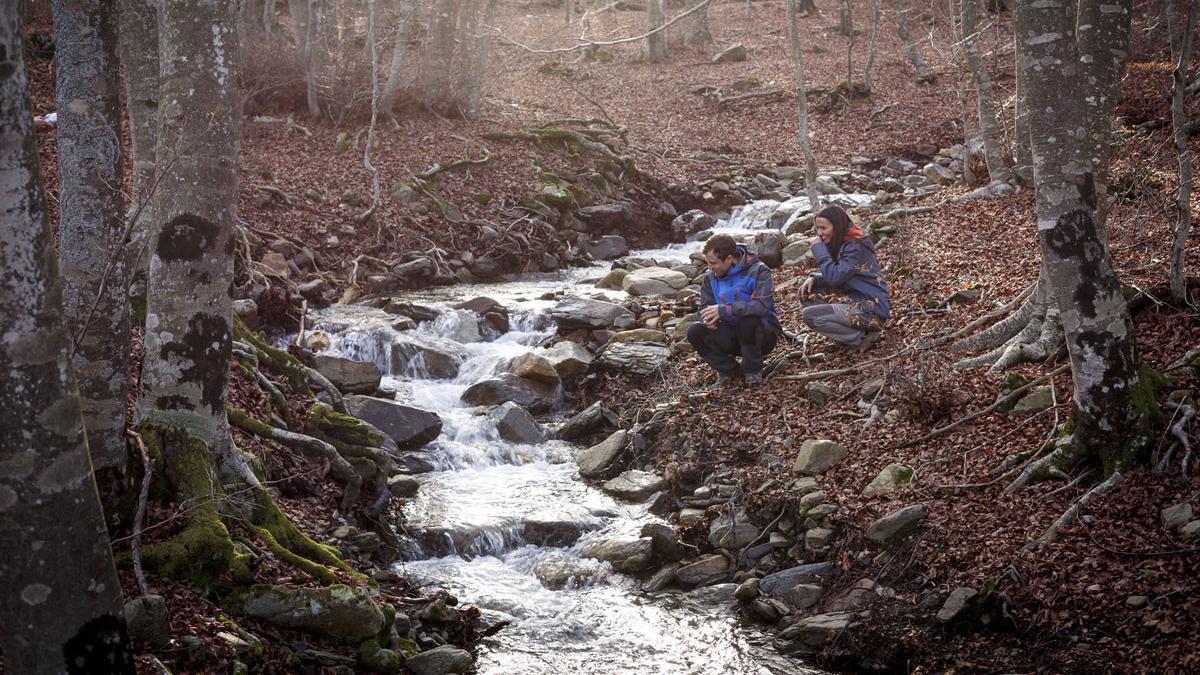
xmin=703 ymin=234 xmax=737 ymax=260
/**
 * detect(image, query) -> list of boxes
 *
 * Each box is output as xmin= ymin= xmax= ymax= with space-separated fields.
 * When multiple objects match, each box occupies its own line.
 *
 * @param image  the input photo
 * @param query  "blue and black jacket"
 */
xmin=699 ymin=245 xmax=783 ymax=334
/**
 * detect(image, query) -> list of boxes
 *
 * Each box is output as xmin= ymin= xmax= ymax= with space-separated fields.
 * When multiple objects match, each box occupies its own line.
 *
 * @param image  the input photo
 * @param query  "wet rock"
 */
xmin=689 ymin=583 xmax=739 ymax=607
xmin=792 ymin=439 xmax=850 ymax=475
xmin=712 ymin=42 xmax=748 ymax=63
xmin=534 ymin=556 xmax=605 ymax=589
xmin=596 ymin=268 xmax=629 ymax=290
xmin=124 ymin=594 xmax=170 ymax=647
xmin=602 ymin=469 xmax=666 ymax=502
xmin=862 ymin=463 xmax=914 ymax=497
xmin=672 ymin=209 xmax=716 ymax=239
xmin=384 ymin=301 xmax=440 ymax=323
xmin=522 ymin=520 xmax=601 ymax=547
xmin=679 ymin=508 xmax=706 ymax=526
xmin=759 ymin=562 xmax=834 ymax=598
xmin=390 ymin=332 xmax=468 ymax=380
xmin=437 ymin=310 xmax=484 ymax=344
xmin=314 ymin=354 xmax=382 ymax=395
xmin=608 ymin=328 xmax=669 ymax=345
xmin=936 ymin=586 xmax=978 ymax=622
xmin=774 ymin=612 xmax=853 ymax=654
xmin=405 ymin=645 xmax=474 ymax=675
xmin=394 ymin=450 xmax=438 ymax=475
xmin=550 ymin=296 xmax=635 ymax=329
xmin=544 ymin=341 xmax=593 ymax=378
xmin=644 ymin=563 xmax=680 ymax=592
xmin=622 ymin=267 xmax=690 ymax=296
xmin=1162 ymin=502 xmax=1193 ymax=530
xmin=576 ymin=430 xmax=628 ymax=478
xmin=229 ymin=585 xmax=386 ymax=642
xmin=641 ymin=522 xmax=684 ymax=562
xmin=735 ymin=577 xmax=761 ymax=602
xmin=454 ymin=296 xmax=505 ymax=317
xmin=557 ymin=401 xmax=614 ymax=441
xmin=676 ymin=554 xmax=730 ymax=585
xmin=509 ymin=352 xmax=561 ymax=386
xmin=584 ymin=235 xmax=629 ymax=260
xmin=709 ymin=511 xmax=760 ymax=549
xmin=387 ymin=475 xmax=421 ymax=498
xmin=583 ymin=538 xmax=655 ymax=573
xmin=865 ymin=504 xmax=927 ymax=544
xmin=489 ymin=401 xmax=545 ymax=444
xmin=461 ymin=374 xmax=560 ymax=413
xmin=345 ymin=396 xmax=442 ymax=450
xmin=578 ymin=202 xmax=634 ymax=230
xmin=597 ymin=342 xmax=671 ymax=375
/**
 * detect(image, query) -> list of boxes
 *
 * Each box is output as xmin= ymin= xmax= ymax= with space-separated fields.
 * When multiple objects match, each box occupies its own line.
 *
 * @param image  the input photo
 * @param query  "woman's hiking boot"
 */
xmin=856 ymin=329 xmax=882 ymax=352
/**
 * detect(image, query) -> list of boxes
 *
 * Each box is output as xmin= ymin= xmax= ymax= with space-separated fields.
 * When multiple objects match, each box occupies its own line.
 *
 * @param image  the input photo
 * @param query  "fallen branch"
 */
xmin=489 ymin=0 xmax=714 ymax=54
xmin=715 ymin=87 xmax=787 ymax=107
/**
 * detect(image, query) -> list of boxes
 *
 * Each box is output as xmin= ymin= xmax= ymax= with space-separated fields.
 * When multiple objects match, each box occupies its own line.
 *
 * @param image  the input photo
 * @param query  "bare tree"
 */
xmin=948 ymin=0 xmax=975 ymax=185
xmin=668 ymin=0 xmax=714 ymax=47
xmin=787 ymin=0 xmax=820 ymax=208
xmin=1167 ymin=0 xmax=1196 ymax=304
xmin=466 ymin=0 xmax=498 ymax=113
xmin=359 ymin=0 xmax=382 ymax=224
xmin=894 ymin=0 xmax=934 ymax=83
xmin=863 ymin=0 xmax=882 ymax=92
xmin=380 ymin=0 xmax=413 ymax=116
xmin=52 ymin=0 xmax=131 ymax=520
xmin=1012 ymin=53 xmax=1033 ymax=182
xmin=0 ymin=7 xmax=132 ymax=670
xmin=645 ymin=0 xmax=668 ymax=62
xmin=838 ymin=0 xmax=852 ymax=36
xmin=118 ymin=0 xmax=160 ymax=287
xmin=960 ymin=0 xmax=1010 ymax=184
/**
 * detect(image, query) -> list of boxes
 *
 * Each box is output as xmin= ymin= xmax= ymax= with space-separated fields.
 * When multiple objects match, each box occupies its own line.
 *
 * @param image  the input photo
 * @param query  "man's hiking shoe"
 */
xmin=744 ymin=372 xmax=764 ymax=386
xmin=856 ymin=329 xmax=882 ymax=352
xmin=716 ymin=372 xmax=740 ymax=389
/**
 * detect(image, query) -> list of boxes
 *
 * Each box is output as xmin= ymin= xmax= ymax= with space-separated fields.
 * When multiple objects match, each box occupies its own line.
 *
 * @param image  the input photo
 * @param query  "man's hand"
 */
xmin=700 ymin=305 xmax=720 ymax=327
xmin=799 ymin=276 xmax=815 ymax=299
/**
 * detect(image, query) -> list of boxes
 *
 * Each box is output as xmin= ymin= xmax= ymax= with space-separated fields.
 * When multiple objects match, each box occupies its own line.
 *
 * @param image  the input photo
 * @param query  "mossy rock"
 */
xmin=587 ymin=172 xmax=609 ymax=192
xmin=307 ymin=402 xmax=387 ymax=449
xmin=731 ymin=76 xmax=760 ymax=91
xmin=335 ymin=132 xmax=350 ymax=154
xmin=341 ymin=189 xmax=362 ymax=206
xmin=539 ymin=182 xmax=574 ymax=209
xmin=995 ymin=373 xmax=1033 ymax=412
xmin=568 ymin=184 xmax=593 ymax=206
xmin=358 ymin=641 xmax=401 ymax=674
xmin=433 ymin=197 xmax=464 ymax=223
xmin=472 ymin=192 xmax=492 ymax=205
xmin=305 ymin=188 xmax=325 ymax=203
xmin=228 ymin=584 xmax=386 ymax=643
xmin=389 ymin=182 xmax=417 ymax=204
xmin=811 ymin=44 xmax=830 ymax=54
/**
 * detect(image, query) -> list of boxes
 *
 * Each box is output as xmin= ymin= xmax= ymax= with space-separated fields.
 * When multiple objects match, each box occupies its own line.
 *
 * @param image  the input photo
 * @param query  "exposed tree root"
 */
xmin=1005 ymin=432 xmax=1084 ymax=494
xmin=1156 ymin=400 xmax=1196 ymax=478
xmin=233 ymin=314 xmax=347 ymax=414
xmin=1032 ymin=470 xmax=1123 ymax=548
xmin=481 ymin=127 xmax=636 ymax=177
xmin=952 ymin=278 xmax=1064 ymax=372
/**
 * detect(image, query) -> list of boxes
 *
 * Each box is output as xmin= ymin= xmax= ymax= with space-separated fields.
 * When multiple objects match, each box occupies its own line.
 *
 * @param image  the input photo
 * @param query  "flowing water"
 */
xmin=309 ymin=198 xmax=864 ymax=673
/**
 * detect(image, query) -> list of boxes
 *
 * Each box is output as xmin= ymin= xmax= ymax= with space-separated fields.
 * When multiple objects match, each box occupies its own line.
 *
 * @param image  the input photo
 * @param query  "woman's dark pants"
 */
xmin=686 ymin=319 xmax=777 ymax=377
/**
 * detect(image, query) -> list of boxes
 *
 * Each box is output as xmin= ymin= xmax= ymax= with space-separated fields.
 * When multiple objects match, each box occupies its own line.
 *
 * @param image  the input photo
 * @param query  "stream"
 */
xmin=308 ymin=197 xmax=870 ymax=673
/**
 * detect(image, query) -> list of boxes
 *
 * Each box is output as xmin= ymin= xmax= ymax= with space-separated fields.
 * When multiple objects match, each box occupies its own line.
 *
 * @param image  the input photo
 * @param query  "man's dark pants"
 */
xmin=686 ymin=318 xmax=778 ymax=377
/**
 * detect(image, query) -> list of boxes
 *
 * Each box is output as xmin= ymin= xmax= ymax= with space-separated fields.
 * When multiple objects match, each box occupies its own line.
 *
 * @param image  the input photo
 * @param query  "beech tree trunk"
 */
xmin=960 ymin=0 xmax=1010 ymax=184
xmin=645 ymin=0 xmax=668 ymax=62
xmin=52 ymin=0 xmax=131 ymax=518
xmin=0 ymin=8 xmax=133 ymax=671
xmin=465 ymin=0 xmax=497 ymax=114
xmin=118 ymin=0 xmax=159 ymax=275
xmin=668 ymin=0 xmax=713 ymax=47
xmin=787 ymin=0 xmax=820 ymax=208
xmin=1013 ymin=54 xmax=1033 ymax=182
xmin=838 ymin=0 xmax=852 ymax=36
xmin=1017 ymin=0 xmax=1146 ymax=473
xmin=380 ymin=0 xmax=412 ymax=115
xmin=1167 ymin=0 xmax=1196 ymax=304
xmin=863 ymin=0 xmax=881 ymax=92
xmin=894 ymin=0 xmax=933 ymax=82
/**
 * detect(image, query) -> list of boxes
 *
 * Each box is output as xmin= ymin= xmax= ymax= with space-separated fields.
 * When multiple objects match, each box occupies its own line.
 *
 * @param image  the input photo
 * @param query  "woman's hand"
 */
xmin=806 ymin=236 xmax=822 ymax=247
xmin=800 ymin=276 xmax=815 ymax=299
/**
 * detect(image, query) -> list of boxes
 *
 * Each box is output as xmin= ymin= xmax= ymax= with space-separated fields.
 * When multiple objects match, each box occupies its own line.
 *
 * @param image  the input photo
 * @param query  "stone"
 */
xmin=597 ymin=342 xmax=671 ymax=375
xmin=608 ymin=328 xmax=669 ymax=345
xmin=392 ymin=257 xmax=434 ymax=279
xmin=712 ymin=43 xmax=748 ymax=63
xmin=709 ymin=511 xmax=760 ymax=549
xmin=622 ymin=267 xmax=690 ymax=296
xmin=388 ymin=475 xmax=421 ymax=498
xmin=1182 ymin=520 xmax=1200 ymax=539
xmin=923 ymin=162 xmax=956 ymax=185
xmin=390 ymin=332 xmax=469 ymax=380
xmin=233 ymin=299 xmax=259 ymax=328
xmin=679 ymin=508 xmax=706 ymax=526
xmin=509 ymin=352 xmax=561 ymax=385
xmin=230 ymin=585 xmax=386 ymax=642
xmin=672 ymin=209 xmax=716 ymax=239
xmin=1126 ymin=595 xmax=1150 ymax=609
xmin=862 ymin=463 xmax=914 ymax=497
xmin=578 ymin=202 xmax=634 ymax=230
xmin=1161 ymin=502 xmax=1193 ymax=530
xmin=489 ymin=402 xmax=545 ymax=444
xmin=751 ymin=231 xmax=786 ymax=268
xmin=557 ymin=401 xmax=613 ymax=441
xmin=643 ymin=563 xmax=680 ymax=592
xmin=865 ymin=504 xmax=928 ymax=544
xmin=596 ymin=268 xmax=629 ymax=290
xmin=437 ymin=310 xmax=484 ymax=344
xmin=792 ymin=439 xmax=850 ymax=475
xmin=782 ymin=240 xmax=812 ymax=266
xmin=791 ymin=476 xmax=819 ymax=495
xmin=799 ymin=491 xmax=826 ymax=510
xmin=550 ymin=296 xmax=635 ymax=329
xmin=804 ymin=382 xmax=833 ymax=405
xmin=124 ymin=594 xmax=170 ymax=647
xmin=641 ymin=522 xmax=684 ymax=562
xmin=534 ymin=557 xmax=604 ymax=589
xmin=735 ymin=578 xmax=761 ymax=602
xmin=805 ymin=527 xmax=833 ymax=550
xmin=1011 ymin=386 xmax=1056 ymax=416
xmin=461 ymin=374 xmax=559 ymax=413
xmin=774 ymin=612 xmax=853 ymax=654
xmin=936 ymin=587 xmax=978 ymax=622
xmin=583 ymin=538 xmax=655 ymax=573
xmin=584 ymin=235 xmax=629 ymax=260
xmin=690 ymin=583 xmax=739 ymax=607
xmin=759 ymin=562 xmax=834 ymax=598
xmin=384 ymin=300 xmax=440 ymax=322
xmin=345 ymin=396 xmax=442 ymax=450
xmin=358 ymin=645 xmax=401 ymax=673
xmin=602 ymin=470 xmax=667 ymax=501
xmin=675 ymin=554 xmax=730 ymax=585
xmin=405 ymin=645 xmax=474 ymax=675
xmin=576 ymin=430 xmax=628 ymax=478
xmin=826 ymin=578 xmax=876 ymax=612
xmin=783 ymin=584 xmax=823 ymax=609
xmin=543 ymin=341 xmax=593 ymax=378
xmin=314 ymin=355 xmax=382 ymax=395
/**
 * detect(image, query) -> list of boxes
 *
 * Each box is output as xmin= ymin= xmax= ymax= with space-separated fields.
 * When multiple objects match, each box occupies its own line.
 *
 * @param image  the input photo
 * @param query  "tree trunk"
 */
xmin=304 ymin=0 xmax=323 ymax=117
xmin=359 ymin=0 xmax=381 ymax=224
xmin=894 ymin=0 xmax=933 ymax=82
xmin=288 ymin=0 xmax=309 ymax=56
xmin=787 ymin=0 xmax=820 ymax=208
xmin=1077 ymin=0 xmax=1134 ymax=227
xmin=1017 ymin=0 xmax=1146 ymax=473
xmin=52 ymin=0 xmax=131 ymax=522
xmin=0 ymin=8 xmax=133 ymax=671
xmin=645 ymin=0 xmax=668 ymax=62
xmin=1167 ymin=0 xmax=1195 ymax=304
xmin=838 ymin=0 xmax=852 ymax=36
xmin=1012 ymin=52 xmax=1033 ymax=182
xmin=863 ymin=0 xmax=881 ymax=92
xmin=668 ymin=0 xmax=713 ymax=47
xmin=118 ymin=0 xmax=159 ymax=278
xmin=949 ymin=0 xmax=975 ymax=185
xmin=380 ymin=0 xmax=411 ymax=116
xmin=465 ymin=0 xmax=497 ymax=114
xmin=960 ymin=0 xmax=1010 ymax=184
xmin=421 ymin=0 xmax=459 ymax=106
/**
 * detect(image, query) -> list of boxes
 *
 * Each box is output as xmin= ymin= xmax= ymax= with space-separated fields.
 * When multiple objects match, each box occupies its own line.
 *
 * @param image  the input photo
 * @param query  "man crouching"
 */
xmin=687 ymin=234 xmax=783 ymax=388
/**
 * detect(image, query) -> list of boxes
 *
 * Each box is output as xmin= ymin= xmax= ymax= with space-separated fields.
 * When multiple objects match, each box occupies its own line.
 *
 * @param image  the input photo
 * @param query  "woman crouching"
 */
xmin=800 ymin=204 xmax=890 ymax=351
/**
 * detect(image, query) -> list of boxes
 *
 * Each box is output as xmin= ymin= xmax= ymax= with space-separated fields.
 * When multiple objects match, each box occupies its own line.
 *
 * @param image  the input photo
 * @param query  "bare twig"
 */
xmin=128 ymin=429 xmax=153 ymax=596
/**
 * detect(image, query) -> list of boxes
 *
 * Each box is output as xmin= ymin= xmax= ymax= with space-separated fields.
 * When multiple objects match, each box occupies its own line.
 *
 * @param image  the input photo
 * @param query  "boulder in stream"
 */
xmin=550 ymin=296 xmax=635 ymax=330
xmin=228 ymin=585 xmax=386 ymax=642
xmin=344 ymin=395 xmax=443 ymax=450
xmin=509 ymin=352 xmax=561 ymax=386
xmin=675 ymin=554 xmax=730 ymax=586
xmin=405 ymin=645 xmax=474 ymax=675
xmin=461 ymin=373 xmax=560 ymax=413
xmin=621 ymin=267 xmax=689 ymax=296
xmin=313 ymin=354 xmax=382 ymax=394
xmin=601 ymin=469 xmax=666 ymax=502
xmin=556 ymin=401 xmax=615 ymax=441
xmin=576 ymin=429 xmax=628 ymax=478
xmin=390 ymin=332 xmax=469 ymax=380
xmin=489 ymin=401 xmax=545 ymax=444
xmin=543 ymin=341 xmax=593 ymax=378
xmin=582 ymin=538 xmax=655 ymax=573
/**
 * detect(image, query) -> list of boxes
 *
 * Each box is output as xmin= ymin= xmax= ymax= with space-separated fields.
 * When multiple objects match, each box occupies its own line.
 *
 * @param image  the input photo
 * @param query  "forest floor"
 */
xmin=19 ymin=0 xmax=1200 ymax=672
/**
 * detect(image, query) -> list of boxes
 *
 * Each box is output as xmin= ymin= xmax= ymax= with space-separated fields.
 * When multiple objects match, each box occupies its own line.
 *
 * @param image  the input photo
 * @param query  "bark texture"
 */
xmin=118 ymin=0 xmax=159 ymax=275
xmin=668 ymin=0 xmax=713 ymax=46
xmin=960 ymin=0 xmax=1010 ymax=183
xmin=0 ymin=8 xmax=132 ymax=671
xmin=839 ymin=0 xmax=853 ymax=36
xmin=1017 ymin=0 xmax=1145 ymax=472
xmin=52 ymin=0 xmax=130 ymax=513
xmin=894 ymin=0 xmax=933 ymax=82
xmin=645 ymin=0 xmax=668 ymax=62
xmin=787 ymin=0 xmax=820 ymax=208
xmin=380 ymin=0 xmax=412 ymax=115
xmin=1167 ymin=0 xmax=1195 ymax=304
xmin=863 ymin=0 xmax=882 ymax=92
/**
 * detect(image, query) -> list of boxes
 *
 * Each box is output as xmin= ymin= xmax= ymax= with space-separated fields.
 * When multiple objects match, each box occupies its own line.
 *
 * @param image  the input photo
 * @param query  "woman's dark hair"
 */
xmin=816 ymin=205 xmax=854 ymax=260
xmin=703 ymin=233 xmax=738 ymax=260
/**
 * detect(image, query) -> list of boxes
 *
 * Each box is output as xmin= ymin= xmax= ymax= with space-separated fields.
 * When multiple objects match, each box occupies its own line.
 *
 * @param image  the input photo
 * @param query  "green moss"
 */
xmin=129 ymin=293 xmax=147 ymax=327
xmin=233 ymin=314 xmax=311 ymax=393
xmin=306 ymin=402 xmax=386 ymax=448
